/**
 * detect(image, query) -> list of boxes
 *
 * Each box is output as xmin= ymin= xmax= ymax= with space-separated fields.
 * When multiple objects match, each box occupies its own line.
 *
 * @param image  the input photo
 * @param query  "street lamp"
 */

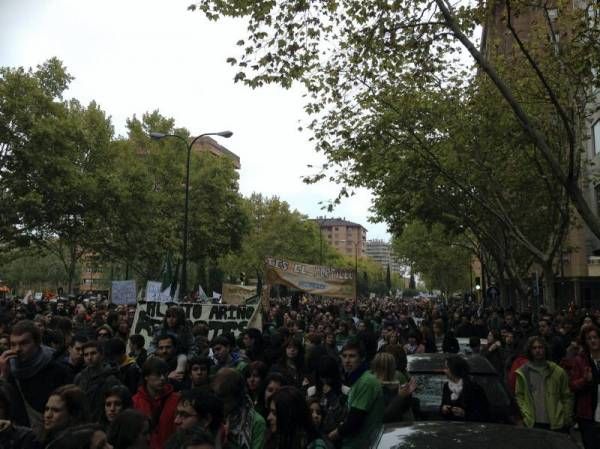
xmin=150 ymin=130 xmax=233 ymax=300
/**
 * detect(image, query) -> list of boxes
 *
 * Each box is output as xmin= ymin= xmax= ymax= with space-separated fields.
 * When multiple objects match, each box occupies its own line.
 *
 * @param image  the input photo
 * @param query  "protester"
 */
xmin=244 ymin=361 xmax=269 ymax=406
xmin=128 ymin=335 xmax=147 ymax=368
xmin=105 ymin=338 xmax=142 ymax=395
xmin=327 ymin=339 xmax=384 ymax=449
xmin=42 ymin=384 xmax=89 ymax=448
xmin=210 ymin=335 xmax=247 ymax=375
xmin=0 ymin=383 xmax=39 ymax=449
xmin=166 ymin=389 xmax=224 ymax=449
xmin=440 ymin=355 xmax=490 ymax=422
xmin=267 ymin=386 xmax=328 ymax=449
xmin=514 ymin=336 xmax=573 ymax=431
xmin=75 ymin=340 xmax=121 ymax=421
xmin=482 ymin=329 xmax=506 ymax=379
xmin=211 ymin=367 xmax=266 ymax=449
xmin=185 ymin=356 xmax=213 ymax=392
xmin=0 ymin=320 xmax=72 ymax=435
xmin=47 ymin=423 xmax=112 ymax=449
xmin=271 ymin=337 xmax=305 ymax=387
xmin=63 ymin=334 xmax=88 ymax=378
xmin=564 ymin=325 xmax=600 ymax=449
xmin=102 ymin=385 xmax=133 ymax=429
xmin=306 ymin=355 xmax=348 ymax=435
xmin=241 ymin=329 xmax=265 ymax=363
xmin=371 ymin=352 xmax=415 ymax=422
xmin=107 ymin=409 xmax=150 ymax=449
xmin=432 ymin=319 xmax=459 ymax=353
xmin=132 ymin=358 xmax=180 ymax=449
xmin=403 ymin=331 xmax=425 ymax=355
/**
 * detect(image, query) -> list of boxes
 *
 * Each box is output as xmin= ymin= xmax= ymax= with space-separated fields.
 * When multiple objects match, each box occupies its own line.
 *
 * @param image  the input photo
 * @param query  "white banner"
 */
xmin=130 ymin=301 xmax=262 ymax=348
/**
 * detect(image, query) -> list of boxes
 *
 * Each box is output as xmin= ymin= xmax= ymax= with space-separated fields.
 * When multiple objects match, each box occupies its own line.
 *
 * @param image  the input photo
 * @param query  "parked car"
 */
xmin=370 ymin=421 xmax=579 ymax=449
xmin=407 ymin=353 xmax=512 ymax=422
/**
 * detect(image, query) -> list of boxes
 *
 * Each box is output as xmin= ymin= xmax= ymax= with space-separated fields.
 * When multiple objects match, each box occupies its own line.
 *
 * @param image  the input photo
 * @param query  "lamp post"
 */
xmin=150 ymin=130 xmax=233 ymax=300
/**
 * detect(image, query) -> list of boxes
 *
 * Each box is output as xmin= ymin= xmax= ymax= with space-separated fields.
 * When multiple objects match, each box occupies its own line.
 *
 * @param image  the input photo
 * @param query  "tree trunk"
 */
xmin=542 ymin=262 xmax=556 ymax=313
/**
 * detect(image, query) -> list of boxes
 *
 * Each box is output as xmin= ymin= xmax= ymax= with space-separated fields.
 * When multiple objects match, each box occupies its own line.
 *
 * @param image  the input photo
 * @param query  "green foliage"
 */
xmin=191 ymin=0 xmax=600 ymax=309
xmin=393 ymin=221 xmax=471 ymax=296
xmin=0 ymin=60 xmax=115 ymax=292
xmin=219 ymin=194 xmax=327 ymax=282
xmin=0 ymin=247 xmax=76 ymax=291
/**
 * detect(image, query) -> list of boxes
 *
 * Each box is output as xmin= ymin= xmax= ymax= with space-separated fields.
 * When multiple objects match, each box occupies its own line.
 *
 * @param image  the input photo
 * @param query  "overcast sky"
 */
xmin=0 ymin=0 xmax=390 ymax=240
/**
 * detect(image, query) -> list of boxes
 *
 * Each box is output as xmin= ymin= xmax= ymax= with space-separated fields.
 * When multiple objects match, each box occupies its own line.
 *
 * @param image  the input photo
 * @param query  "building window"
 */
xmin=334 ymin=227 xmax=338 ymax=231
xmin=594 ymin=120 xmax=600 ymax=156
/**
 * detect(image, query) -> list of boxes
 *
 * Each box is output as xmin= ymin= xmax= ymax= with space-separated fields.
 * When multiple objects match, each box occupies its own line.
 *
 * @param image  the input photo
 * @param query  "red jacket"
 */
xmin=563 ymin=353 xmax=599 ymax=420
xmin=507 ymin=355 xmax=528 ymax=394
xmin=132 ymin=383 xmax=180 ymax=449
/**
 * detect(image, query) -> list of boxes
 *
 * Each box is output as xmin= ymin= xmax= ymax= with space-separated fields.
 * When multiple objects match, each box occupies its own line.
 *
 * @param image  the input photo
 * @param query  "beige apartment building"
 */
xmin=313 ymin=217 xmax=367 ymax=258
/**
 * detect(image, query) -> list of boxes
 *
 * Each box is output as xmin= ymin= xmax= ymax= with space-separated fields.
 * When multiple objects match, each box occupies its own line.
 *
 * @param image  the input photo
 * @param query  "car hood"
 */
xmin=376 ymin=422 xmax=577 ymax=449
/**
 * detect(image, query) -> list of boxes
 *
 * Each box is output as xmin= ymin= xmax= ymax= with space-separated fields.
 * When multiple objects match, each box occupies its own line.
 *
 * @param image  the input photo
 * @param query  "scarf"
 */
xmin=447 ymin=378 xmax=464 ymax=401
xmin=345 ymin=361 xmax=369 ymax=386
xmin=226 ymin=394 xmax=254 ymax=449
xmin=10 ymin=345 xmax=54 ymax=380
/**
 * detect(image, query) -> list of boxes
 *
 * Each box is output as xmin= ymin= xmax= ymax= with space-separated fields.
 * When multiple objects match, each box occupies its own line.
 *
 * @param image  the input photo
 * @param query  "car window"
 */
xmin=410 ymin=374 xmax=510 ymax=409
xmin=412 ymin=374 xmax=445 ymax=408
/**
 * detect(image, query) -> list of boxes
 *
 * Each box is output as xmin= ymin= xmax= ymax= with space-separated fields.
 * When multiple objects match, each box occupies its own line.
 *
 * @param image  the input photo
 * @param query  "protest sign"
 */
xmin=264 ymin=257 xmax=356 ymax=299
xmin=130 ymin=301 xmax=262 ymax=348
xmin=222 ymin=283 xmax=256 ymax=305
xmin=145 ymin=280 xmax=177 ymax=303
xmin=111 ymin=280 xmax=137 ymax=305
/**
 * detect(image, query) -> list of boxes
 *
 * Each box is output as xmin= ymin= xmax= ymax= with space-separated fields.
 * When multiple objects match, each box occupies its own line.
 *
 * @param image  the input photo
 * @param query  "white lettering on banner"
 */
xmin=130 ymin=301 xmax=262 ymax=349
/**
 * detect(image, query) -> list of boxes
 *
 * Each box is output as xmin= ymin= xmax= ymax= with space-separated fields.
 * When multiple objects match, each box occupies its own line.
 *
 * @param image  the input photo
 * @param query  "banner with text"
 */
xmin=130 ymin=301 xmax=262 ymax=348
xmin=264 ymin=257 xmax=355 ymax=299
xmin=222 ymin=283 xmax=257 ymax=305
xmin=111 ymin=280 xmax=137 ymax=305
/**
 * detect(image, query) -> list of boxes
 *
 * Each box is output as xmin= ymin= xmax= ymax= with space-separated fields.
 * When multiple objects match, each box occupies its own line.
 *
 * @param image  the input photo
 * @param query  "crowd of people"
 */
xmin=0 ymin=294 xmax=598 ymax=449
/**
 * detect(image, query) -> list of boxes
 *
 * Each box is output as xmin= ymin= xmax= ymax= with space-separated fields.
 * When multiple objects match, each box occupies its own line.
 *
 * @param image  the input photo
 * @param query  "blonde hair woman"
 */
xmin=371 ymin=353 xmax=416 ymax=423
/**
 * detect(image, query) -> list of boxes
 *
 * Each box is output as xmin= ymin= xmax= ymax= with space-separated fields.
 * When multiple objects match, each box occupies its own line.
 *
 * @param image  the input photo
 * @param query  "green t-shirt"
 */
xmin=342 ymin=370 xmax=384 ymax=449
xmin=250 ymin=409 xmax=266 ymax=449
xmin=226 ymin=408 xmax=266 ymax=449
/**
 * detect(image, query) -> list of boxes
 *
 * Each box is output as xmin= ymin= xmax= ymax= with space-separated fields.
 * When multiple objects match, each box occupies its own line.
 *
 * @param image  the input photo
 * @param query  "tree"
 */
xmin=190 ymin=0 xmax=599 ymax=309
xmin=191 ymin=0 xmax=599 ymax=237
xmin=386 ymin=264 xmax=392 ymax=294
xmin=393 ymin=221 xmax=471 ymax=297
xmin=0 ymin=247 xmax=76 ymax=293
xmin=93 ymin=110 xmax=248 ymax=291
xmin=219 ymin=194 xmax=333 ymax=285
xmin=0 ymin=59 xmax=116 ymax=292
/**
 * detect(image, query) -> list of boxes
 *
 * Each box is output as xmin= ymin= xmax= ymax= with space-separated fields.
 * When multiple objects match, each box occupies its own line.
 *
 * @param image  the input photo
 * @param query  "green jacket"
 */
xmin=515 ymin=361 xmax=573 ymax=429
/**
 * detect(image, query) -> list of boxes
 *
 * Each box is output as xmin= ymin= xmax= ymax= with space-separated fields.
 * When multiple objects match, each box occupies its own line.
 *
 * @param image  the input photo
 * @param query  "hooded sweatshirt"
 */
xmin=132 ymin=383 xmax=180 ymax=449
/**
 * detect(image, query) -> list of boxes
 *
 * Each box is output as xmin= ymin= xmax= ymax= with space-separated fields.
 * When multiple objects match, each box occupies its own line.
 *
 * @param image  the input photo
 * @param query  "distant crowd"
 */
xmin=0 ymin=294 xmax=598 ymax=449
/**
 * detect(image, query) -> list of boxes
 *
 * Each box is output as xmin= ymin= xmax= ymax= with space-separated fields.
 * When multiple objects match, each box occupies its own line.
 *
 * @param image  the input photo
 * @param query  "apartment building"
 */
xmin=314 ymin=217 xmax=367 ymax=258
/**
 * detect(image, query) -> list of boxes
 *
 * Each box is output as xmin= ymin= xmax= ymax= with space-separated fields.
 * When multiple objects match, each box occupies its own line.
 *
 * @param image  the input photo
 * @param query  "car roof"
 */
xmin=376 ymin=422 xmax=578 ymax=449
xmin=407 ymin=353 xmax=496 ymax=374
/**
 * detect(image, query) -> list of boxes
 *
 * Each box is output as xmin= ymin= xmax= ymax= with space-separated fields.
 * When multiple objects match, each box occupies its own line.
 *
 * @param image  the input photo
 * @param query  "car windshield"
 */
xmin=411 ymin=373 xmax=510 ymax=409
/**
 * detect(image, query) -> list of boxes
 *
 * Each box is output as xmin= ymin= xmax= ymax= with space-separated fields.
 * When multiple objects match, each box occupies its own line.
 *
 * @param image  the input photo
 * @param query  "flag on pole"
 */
xmin=198 ymin=285 xmax=209 ymax=301
xmin=160 ymin=252 xmax=179 ymax=302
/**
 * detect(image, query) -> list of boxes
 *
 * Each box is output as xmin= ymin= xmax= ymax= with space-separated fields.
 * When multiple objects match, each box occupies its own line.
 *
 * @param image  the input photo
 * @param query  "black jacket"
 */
xmin=8 ymin=359 xmax=73 ymax=427
xmin=441 ymin=377 xmax=490 ymax=422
